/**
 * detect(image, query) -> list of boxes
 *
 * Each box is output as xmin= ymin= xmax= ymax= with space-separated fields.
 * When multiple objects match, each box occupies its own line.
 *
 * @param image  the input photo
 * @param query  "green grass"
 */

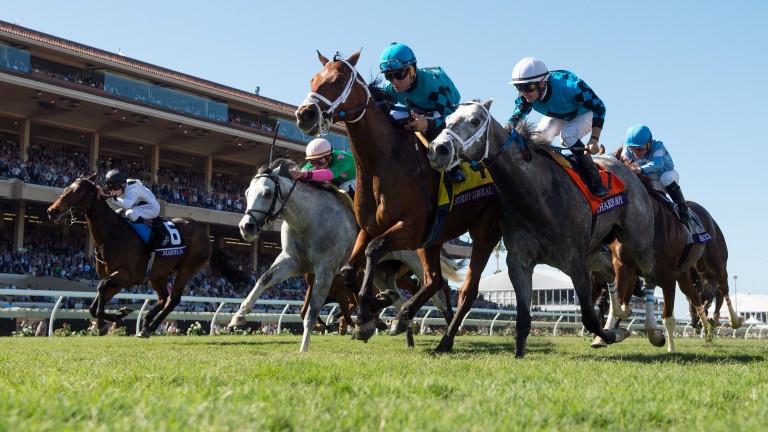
xmin=1 ymin=334 xmax=766 ymax=432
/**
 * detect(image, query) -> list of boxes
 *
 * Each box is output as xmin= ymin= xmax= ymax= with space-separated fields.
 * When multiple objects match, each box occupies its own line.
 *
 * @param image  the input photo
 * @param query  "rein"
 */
xmin=298 ymin=59 xmax=373 ymax=134
xmin=245 ymin=172 xmax=299 ymax=233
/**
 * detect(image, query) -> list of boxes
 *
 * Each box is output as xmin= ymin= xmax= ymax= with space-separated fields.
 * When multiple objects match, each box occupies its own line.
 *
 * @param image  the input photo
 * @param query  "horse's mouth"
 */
xmin=297 ymin=122 xmax=319 ymax=136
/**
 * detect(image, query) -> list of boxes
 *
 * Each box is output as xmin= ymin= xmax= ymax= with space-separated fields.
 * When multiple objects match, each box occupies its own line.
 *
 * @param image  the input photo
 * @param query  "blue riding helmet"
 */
xmin=379 ymin=43 xmax=416 ymax=72
xmin=625 ymin=124 xmax=653 ymax=147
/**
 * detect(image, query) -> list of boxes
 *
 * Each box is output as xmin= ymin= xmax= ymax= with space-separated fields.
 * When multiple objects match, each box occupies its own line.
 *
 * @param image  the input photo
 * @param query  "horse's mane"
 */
xmin=513 ymin=120 xmax=549 ymax=150
xmin=256 ymin=158 xmax=299 ymax=176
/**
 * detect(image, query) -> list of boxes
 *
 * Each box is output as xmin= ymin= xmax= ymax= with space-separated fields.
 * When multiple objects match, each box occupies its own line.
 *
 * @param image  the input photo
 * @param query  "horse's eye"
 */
xmin=263 ymin=190 xmax=273 ymax=199
xmin=470 ymin=117 xmax=481 ymax=127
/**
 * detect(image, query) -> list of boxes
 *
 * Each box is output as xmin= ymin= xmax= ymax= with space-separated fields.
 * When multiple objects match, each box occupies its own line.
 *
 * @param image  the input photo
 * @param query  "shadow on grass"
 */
xmin=572 ymin=350 xmax=766 ymax=365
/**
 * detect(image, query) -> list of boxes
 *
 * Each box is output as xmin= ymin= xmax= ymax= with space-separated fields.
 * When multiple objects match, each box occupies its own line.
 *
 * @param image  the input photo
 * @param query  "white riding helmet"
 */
xmin=305 ymin=138 xmax=333 ymax=159
xmin=509 ymin=57 xmax=549 ymax=84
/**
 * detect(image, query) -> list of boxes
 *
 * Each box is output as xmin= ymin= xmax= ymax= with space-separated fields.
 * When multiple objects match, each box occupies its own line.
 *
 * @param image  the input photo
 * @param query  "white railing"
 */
xmin=2 ymin=288 xmax=764 ymax=339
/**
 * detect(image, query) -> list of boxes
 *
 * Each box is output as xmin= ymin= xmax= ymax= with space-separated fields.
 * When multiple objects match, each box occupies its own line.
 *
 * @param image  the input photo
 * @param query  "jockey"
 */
xmin=379 ymin=42 xmax=465 ymax=184
xmin=98 ymin=169 xmax=165 ymax=252
xmin=291 ymin=138 xmax=357 ymax=195
xmin=621 ymin=124 xmax=691 ymax=223
xmin=506 ymin=57 xmax=609 ymax=197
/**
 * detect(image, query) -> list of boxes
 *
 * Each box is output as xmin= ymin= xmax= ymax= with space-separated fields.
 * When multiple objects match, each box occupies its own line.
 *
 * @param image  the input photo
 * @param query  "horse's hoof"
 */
xmin=118 ymin=307 xmax=134 ymax=316
xmin=731 ymin=317 xmax=743 ymax=330
xmin=137 ymin=330 xmax=151 ymax=339
xmin=389 ymin=318 xmax=412 ymax=336
xmin=648 ymin=330 xmax=666 ymax=347
xmin=375 ymin=320 xmax=388 ymax=332
xmin=612 ymin=328 xmax=630 ymax=343
xmin=406 ymin=328 xmax=415 ymax=348
xmin=456 ymin=327 xmax=468 ymax=337
xmin=98 ymin=324 xmax=109 ymax=336
xmin=434 ymin=336 xmax=454 ymax=353
xmin=354 ymin=320 xmax=376 ymax=341
xmin=591 ymin=336 xmax=607 ymax=348
xmin=228 ymin=314 xmax=246 ymax=329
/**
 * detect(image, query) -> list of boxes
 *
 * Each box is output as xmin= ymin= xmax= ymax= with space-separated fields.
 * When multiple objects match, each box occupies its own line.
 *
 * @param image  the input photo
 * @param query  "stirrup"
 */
xmin=591 ymin=184 xmax=609 ymax=198
xmin=446 ymin=167 xmax=466 ymax=184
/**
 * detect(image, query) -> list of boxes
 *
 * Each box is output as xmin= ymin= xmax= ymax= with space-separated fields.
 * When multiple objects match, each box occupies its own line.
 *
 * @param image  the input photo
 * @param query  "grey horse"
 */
xmin=428 ymin=100 xmax=659 ymax=358
xmin=229 ymin=160 xmax=459 ymax=352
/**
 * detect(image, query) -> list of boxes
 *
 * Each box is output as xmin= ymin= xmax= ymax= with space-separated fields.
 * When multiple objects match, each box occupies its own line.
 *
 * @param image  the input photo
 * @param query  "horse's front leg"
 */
xmin=229 ymin=255 xmax=300 ymax=329
xmin=300 ymin=271 xmax=334 ymax=352
xmin=354 ymin=234 xmax=396 ymax=342
xmin=391 ymin=246 xmax=443 ymax=337
xmin=88 ymin=275 xmax=127 ymax=335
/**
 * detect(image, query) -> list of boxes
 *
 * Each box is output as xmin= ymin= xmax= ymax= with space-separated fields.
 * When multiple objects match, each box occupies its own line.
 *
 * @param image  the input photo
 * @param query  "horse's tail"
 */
xmin=209 ymin=246 xmax=251 ymax=286
xmin=439 ymin=247 xmax=465 ymax=283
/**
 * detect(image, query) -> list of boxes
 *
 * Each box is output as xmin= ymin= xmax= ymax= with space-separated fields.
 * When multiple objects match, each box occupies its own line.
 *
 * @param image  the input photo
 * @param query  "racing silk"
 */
xmin=107 ymin=179 xmax=160 ymax=215
xmin=382 ymin=66 xmax=461 ymax=130
xmin=621 ymin=139 xmax=675 ymax=179
xmin=300 ymin=149 xmax=356 ymax=187
xmin=507 ymin=70 xmax=606 ymax=129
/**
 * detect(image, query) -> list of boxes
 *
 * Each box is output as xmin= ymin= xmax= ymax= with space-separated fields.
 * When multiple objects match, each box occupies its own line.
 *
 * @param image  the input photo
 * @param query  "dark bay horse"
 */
xmin=295 ymin=51 xmax=502 ymax=351
xmin=47 ymin=174 xmax=247 ymax=337
xmin=429 ymin=100 xmax=658 ymax=357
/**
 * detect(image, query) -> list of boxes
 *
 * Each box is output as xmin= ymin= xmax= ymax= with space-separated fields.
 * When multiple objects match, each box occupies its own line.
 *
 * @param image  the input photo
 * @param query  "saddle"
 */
xmin=643 ymin=183 xmax=711 ymax=245
xmin=314 ymin=182 xmax=354 ymax=211
xmin=542 ymin=149 xmax=626 ymax=215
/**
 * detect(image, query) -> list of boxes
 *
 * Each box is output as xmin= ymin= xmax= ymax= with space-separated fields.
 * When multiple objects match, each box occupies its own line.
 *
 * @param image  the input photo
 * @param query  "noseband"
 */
xmin=298 ymin=59 xmax=373 ymax=134
xmin=440 ymin=101 xmax=493 ymax=168
xmin=244 ymin=173 xmax=298 ymax=233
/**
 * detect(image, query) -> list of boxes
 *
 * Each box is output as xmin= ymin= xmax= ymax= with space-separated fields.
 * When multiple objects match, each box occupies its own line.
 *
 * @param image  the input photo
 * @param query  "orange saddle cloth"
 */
xmin=546 ymin=150 xmax=627 ymax=215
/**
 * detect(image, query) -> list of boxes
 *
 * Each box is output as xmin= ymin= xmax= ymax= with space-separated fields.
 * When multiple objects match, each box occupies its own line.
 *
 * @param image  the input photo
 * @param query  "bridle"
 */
xmin=439 ymin=101 xmax=493 ymax=168
xmin=55 ymin=177 xmax=124 ymax=261
xmin=244 ymin=172 xmax=298 ymax=233
xmin=297 ymin=59 xmax=373 ymax=134
xmin=439 ymin=101 xmax=528 ymax=168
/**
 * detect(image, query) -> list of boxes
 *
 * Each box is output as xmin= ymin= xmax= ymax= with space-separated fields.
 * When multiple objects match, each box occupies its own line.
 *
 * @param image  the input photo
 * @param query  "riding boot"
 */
xmin=665 ymin=182 xmax=691 ymax=223
xmin=146 ymin=219 xmax=165 ymax=254
xmin=572 ymin=142 xmax=609 ymax=197
xmin=445 ymin=165 xmax=466 ymax=184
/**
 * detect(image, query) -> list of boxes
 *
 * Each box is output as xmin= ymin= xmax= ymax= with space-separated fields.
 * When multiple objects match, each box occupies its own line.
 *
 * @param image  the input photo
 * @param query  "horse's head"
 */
xmin=295 ymin=50 xmax=370 ymax=135
xmin=428 ymin=99 xmax=495 ymax=171
xmin=239 ymin=161 xmax=296 ymax=242
xmin=47 ymin=173 xmax=99 ymax=224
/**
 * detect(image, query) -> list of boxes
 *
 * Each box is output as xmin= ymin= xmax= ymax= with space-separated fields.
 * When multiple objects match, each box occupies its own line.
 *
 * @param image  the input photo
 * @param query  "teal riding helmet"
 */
xmin=625 ymin=124 xmax=653 ymax=148
xmin=379 ymin=43 xmax=416 ymax=72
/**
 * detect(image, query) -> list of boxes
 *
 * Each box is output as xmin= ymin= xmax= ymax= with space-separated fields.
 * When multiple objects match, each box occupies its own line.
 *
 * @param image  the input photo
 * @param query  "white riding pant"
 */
xmin=659 ymin=170 xmax=680 ymax=188
xmin=339 ymin=179 xmax=356 ymax=194
xmin=124 ymin=203 xmax=160 ymax=222
xmin=536 ymin=112 xmax=594 ymax=147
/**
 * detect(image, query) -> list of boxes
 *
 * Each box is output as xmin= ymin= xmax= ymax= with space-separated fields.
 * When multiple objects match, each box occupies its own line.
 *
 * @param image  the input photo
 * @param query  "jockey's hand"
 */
xmin=290 ymin=170 xmax=306 ymax=181
xmin=586 ymin=142 xmax=600 ymax=155
xmin=405 ymin=111 xmax=428 ymax=133
xmin=96 ymin=185 xmax=109 ymax=199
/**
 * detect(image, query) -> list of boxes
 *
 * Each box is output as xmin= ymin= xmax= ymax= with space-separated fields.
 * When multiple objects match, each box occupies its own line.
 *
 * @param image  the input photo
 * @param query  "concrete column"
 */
xmin=89 ymin=133 xmax=99 ymax=174
xmin=19 ymin=119 xmax=31 ymax=162
xmin=152 ymin=146 xmax=160 ymax=184
xmin=12 ymin=200 xmax=25 ymax=251
xmin=205 ymin=156 xmax=213 ymax=194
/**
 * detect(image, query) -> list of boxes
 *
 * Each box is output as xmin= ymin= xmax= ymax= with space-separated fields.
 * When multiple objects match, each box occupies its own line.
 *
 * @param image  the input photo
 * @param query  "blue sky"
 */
xmin=5 ymin=1 xmax=768 ymax=314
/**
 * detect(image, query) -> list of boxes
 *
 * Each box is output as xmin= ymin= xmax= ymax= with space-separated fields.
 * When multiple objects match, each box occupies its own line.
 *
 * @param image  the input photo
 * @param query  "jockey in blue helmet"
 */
xmin=379 ymin=42 xmax=465 ymax=184
xmin=621 ymin=124 xmax=691 ymax=223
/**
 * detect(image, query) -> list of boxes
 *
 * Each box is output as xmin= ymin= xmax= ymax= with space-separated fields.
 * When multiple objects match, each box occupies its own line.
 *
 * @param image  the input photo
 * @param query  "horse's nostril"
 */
xmin=436 ymin=145 xmax=449 ymax=157
xmin=244 ymin=223 xmax=255 ymax=230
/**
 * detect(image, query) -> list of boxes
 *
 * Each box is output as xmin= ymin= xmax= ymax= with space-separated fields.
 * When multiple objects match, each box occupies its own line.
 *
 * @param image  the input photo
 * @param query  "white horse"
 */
xmin=229 ymin=160 xmax=459 ymax=352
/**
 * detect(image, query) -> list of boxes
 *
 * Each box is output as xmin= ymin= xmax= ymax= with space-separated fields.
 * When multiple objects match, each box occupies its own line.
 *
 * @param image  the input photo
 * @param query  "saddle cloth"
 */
xmin=422 ymin=162 xmax=497 ymax=247
xmin=545 ymin=150 xmax=627 ymax=215
xmin=129 ymin=220 xmax=186 ymax=257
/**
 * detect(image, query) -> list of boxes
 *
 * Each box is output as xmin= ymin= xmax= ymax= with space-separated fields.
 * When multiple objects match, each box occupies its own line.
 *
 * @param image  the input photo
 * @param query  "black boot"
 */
xmin=445 ymin=165 xmax=466 ymax=184
xmin=572 ymin=143 xmax=609 ymax=197
xmin=146 ymin=218 xmax=165 ymax=254
xmin=665 ymin=182 xmax=691 ymax=223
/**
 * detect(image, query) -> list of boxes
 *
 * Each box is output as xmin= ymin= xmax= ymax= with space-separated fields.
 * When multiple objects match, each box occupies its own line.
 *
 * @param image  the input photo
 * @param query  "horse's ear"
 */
xmin=612 ymin=145 xmax=623 ymax=160
xmin=88 ymin=173 xmax=97 ymax=182
xmin=277 ymin=162 xmax=292 ymax=179
xmin=348 ymin=50 xmax=362 ymax=66
xmin=483 ymin=98 xmax=494 ymax=110
xmin=317 ymin=51 xmax=330 ymax=65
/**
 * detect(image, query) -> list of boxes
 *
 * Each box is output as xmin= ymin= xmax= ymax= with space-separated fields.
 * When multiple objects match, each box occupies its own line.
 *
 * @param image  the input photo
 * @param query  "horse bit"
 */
xmin=244 ymin=173 xmax=298 ymax=233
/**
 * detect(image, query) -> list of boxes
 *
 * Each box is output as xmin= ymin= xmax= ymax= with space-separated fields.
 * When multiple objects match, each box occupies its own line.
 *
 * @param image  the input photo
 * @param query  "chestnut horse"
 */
xmin=429 ymin=100 xmax=658 ymax=357
xmin=296 ymin=51 xmax=502 ymax=351
xmin=47 ymin=174 xmax=248 ymax=337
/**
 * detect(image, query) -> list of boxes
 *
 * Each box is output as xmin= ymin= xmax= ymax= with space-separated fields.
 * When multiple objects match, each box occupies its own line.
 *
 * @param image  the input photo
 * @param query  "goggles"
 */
xmin=307 ymin=157 xmax=327 ymax=166
xmin=384 ymin=68 xmax=410 ymax=82
xmin=514 ymin=82 xmax=539 ymax=93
